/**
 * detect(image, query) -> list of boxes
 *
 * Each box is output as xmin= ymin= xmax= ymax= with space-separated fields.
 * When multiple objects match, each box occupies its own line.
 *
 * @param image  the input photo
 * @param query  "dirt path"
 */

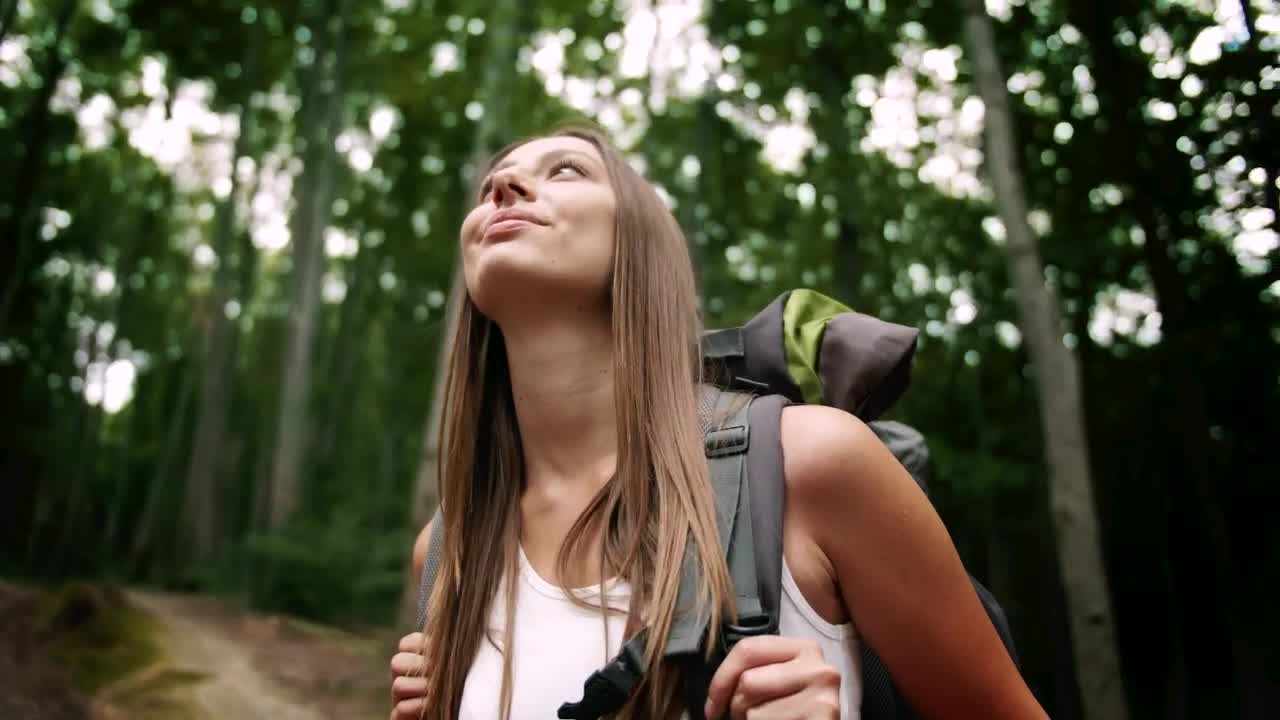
xmin=0 ymin=581 xmax=390 ymax=720
xmin=127 ymin=591 xmax=326 ymax=720
xmin=113 ymin=591 xmax=388 ymax=720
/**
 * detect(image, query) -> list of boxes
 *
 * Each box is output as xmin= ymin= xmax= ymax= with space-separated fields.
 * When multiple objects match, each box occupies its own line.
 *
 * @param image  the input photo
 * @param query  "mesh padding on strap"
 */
xmin=415 ymin=507 xmax=444 ymax=628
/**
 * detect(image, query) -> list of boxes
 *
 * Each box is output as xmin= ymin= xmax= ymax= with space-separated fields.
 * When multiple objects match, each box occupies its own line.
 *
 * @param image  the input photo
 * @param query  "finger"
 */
xmin=399 ymin=632 xmax=426 ymax=653
xmin=741 ymin=688 xmax=840 ymax=720
xmin=391 ymin=651 xmax=427 ymax=678
xmin=704 ymin=636 xmax=817 ymax=718
xmin=727 ymin=660 xmax=811 ymax=716
xmin=392 ymin=674 xmax=428 ymax=703
xmin=732 ymin=656 xmax=842 ymax=718
xmin=391 ymin=697 xmax=426 ymax=720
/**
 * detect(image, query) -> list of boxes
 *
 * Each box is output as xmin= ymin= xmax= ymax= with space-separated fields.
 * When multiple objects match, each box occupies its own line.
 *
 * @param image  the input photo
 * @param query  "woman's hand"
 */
xmin=389 ymin=632 xmax=429 ymax=720
xmin=703 ymin=636 xmax=841 ymax=719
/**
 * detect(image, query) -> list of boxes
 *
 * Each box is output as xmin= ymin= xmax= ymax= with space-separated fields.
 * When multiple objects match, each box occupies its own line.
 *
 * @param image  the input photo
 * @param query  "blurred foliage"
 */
xmin=242 ymin=510 xmax=411 ymax=625
xmin=1 ymin=0 xmax=1278 ymax=717
xmin=35 ymin=583 xmax=161 ymax=694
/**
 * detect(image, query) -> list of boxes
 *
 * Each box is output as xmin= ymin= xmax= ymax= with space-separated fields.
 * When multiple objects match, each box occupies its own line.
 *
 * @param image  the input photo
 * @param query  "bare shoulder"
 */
xmin=779 ymin=404 xmax=1047 ymax=719
xmin=776 ymin=403 xmax=926 ymax=594
xmin=778 ymin=404 xmax=907 ymax=510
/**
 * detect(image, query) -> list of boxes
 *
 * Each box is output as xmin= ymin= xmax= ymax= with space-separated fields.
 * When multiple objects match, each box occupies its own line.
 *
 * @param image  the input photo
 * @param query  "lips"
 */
xmin=484 ymin=218 xmax=537 ymax=240
xmin=483 ymin=210 xmax=547 ymax=241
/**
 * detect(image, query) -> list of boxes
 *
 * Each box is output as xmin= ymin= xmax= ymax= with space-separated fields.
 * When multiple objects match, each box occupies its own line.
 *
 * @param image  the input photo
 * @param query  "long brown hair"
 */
xmin=419 ymin=126 xmax=733 ymax=718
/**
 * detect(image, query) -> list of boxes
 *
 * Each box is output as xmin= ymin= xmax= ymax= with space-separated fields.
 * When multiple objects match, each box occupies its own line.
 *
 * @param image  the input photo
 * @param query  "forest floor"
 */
xmin=0 ymin=581 xmax=394 ymax=719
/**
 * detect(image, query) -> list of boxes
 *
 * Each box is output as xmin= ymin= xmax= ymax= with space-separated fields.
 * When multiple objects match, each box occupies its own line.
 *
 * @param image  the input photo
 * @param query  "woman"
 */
xmin=389 ymin=127 xmax=1047 ymax=719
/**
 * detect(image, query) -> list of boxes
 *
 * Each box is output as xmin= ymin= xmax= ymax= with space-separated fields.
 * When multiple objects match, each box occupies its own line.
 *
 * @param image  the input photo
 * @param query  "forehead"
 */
xmin=494 ymin=136 xmax=604 ymax=170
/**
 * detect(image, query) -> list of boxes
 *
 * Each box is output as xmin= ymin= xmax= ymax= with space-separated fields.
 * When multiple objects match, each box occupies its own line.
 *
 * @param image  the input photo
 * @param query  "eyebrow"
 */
xmin=489 ymin=148 xmax=600 ymax=177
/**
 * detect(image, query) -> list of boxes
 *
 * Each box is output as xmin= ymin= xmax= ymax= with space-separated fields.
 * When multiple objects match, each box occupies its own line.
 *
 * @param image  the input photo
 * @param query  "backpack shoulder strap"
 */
xmin=672 ymin=390 xmax=789 ymax=720
xmin=414 ymin=506 xmax=444 ymax=629
xmin=559 ymin=387 xmax=769 ymax=720
xmin=741 ymin=393 xmax=788 ymax=627
xmin=706 ymin=387 xmax=761 ymax=624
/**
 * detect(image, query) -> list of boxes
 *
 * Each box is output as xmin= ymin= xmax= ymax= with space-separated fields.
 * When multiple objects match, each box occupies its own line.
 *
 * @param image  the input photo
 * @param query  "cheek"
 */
xmin=598 ymin=206 xmax=619 ymax=261
xmin=459 ymin=209 xmax=484 ymax=245
xmin=567 ymin=209 xmax=616 ymax=266
xmin=458 ymin=211 xmax=487 ymax=264
xmin=572 ymin=197 xmax=616 ymax=248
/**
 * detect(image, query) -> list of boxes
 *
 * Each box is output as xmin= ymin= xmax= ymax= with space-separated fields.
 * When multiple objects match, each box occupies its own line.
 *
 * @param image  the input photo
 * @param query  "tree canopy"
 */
xmin=1 ymin=1 xmax=1277 ymax=717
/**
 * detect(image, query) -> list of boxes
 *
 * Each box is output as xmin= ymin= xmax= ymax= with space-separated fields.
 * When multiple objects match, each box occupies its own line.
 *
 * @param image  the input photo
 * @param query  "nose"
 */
xmin=490 ymin=167 xmax=535 ymax=206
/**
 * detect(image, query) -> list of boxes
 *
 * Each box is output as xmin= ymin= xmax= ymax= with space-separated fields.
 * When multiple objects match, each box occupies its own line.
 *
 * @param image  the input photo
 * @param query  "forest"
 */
xmin=1 ymin=0 xmax=1278 ymax=718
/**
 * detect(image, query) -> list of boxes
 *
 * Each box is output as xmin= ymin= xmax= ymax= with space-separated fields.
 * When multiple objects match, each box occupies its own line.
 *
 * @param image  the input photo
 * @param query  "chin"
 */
xmin=466 ymin=254 xmax=610 ymax=323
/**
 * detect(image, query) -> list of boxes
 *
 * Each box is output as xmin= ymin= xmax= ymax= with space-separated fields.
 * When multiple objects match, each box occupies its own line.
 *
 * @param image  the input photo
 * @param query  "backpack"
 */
xmin=415 ymin=289 xmax=1020 ymax=719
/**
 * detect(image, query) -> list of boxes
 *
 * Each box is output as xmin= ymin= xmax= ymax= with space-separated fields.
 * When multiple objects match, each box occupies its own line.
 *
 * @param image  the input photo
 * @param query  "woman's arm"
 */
xmin=780 ymin=404 xmax=1046 ymax=719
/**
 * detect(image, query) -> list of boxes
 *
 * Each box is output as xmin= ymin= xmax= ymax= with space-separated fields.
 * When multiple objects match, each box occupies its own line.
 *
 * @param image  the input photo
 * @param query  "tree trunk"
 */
xmin=315 ymin=228 xmax=373 ymax=479
xmin=398 ymin=0 xmax=527 ymax=626
xmin=103 ymin=376 xmax=146 ymax=558
xmin=130 ymin=356 xmax=197 ymax=578
xmin=266 ymin=0 xmax=348 ymax=530
xmin=227 ymin=177 xmax=263 ymax=545
xmin=960 ymin=3 xmax=1130 ymax=718
xmin=53 ymin=381 xmax=103 ymax=574
xmin=817 ymin=59 xmax=866 ymax=308
xmin=1131 ymin=200 xmax=1267 ymax=717
xmin=183 ymin=22 xmax=262 ymax=562
xmin=58 ymin=231 xmax=145 ymax=570
xmin=0 ymin=0 xmax=77 ymax=337
xmin=1065 ymin=0 xmax=1272 ymax=710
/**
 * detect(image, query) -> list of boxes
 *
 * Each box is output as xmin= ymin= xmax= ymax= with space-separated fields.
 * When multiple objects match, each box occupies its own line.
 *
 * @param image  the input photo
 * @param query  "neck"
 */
xmin=498 ymin=308 xmax=617 ymax=500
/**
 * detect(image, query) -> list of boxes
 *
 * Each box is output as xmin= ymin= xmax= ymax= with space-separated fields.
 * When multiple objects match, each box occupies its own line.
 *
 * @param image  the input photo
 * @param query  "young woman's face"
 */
xmin=460 ymin=136 xmax=618 ymax=319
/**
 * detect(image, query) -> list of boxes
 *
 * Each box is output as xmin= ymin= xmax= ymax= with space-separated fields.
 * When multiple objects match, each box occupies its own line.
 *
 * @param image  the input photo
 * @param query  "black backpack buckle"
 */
xmin=558 ymin=637 xmax=645 ymax=719
xmin=721 ymin=611 xmax=775 ymax=653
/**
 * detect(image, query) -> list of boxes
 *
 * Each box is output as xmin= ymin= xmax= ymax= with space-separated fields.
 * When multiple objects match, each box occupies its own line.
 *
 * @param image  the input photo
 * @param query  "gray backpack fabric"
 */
xmin=414 ymin=290 xmax=1019 ymax=718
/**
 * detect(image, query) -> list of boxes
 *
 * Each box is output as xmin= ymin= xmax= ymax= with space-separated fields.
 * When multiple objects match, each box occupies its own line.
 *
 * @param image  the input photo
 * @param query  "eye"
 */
xmin=550 ymin=159 xmax=588 ymax=178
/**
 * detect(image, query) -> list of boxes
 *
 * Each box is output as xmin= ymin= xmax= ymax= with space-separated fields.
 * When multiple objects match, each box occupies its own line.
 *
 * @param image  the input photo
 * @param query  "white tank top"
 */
xmin=458 ymin=547 xmax=863 ymax=719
